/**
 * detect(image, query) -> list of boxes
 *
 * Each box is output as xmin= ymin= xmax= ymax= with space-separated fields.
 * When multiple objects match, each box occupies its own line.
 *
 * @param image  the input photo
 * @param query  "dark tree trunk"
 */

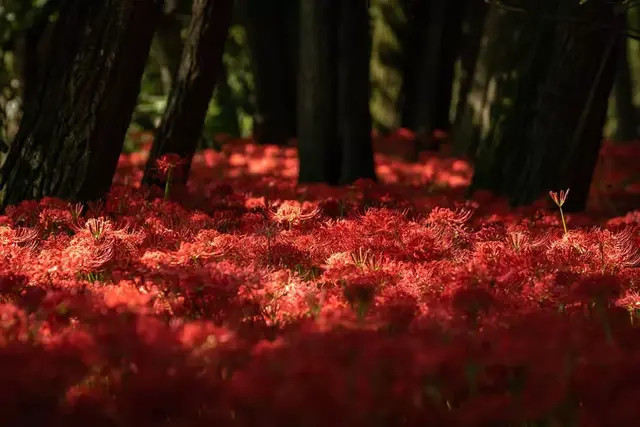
xmin=401 ymin=0 xmax=465 ymax=152
xmin=298 ymin=0 xmax=376 ymax=185
xmin=471 ymin=0 xmax=622 ymax=212
xmin=0 ymin=0 xmax=161 ymax=209
xmin=455 ymin=2 xmax=557 ymax=162
xmin=143 ymin=0 xmax=233 ymax=187
xmin=401 ymin=0 xmax=443 ymax=138
xmin=410 ymin=0 xmax=445 ymax=150
xmin=338 ymin=0 xmax=376 ymax=183
xmin=245 ymin=0 xmax=298 ymax=145
xmin=432 ymin=0 xmax=467 ymax=133
xmin=515 ymin=2 xmax=620 ymax=212
xmin=298 ymin=0 xmax=340 ymax=184
xmin=469 ymin=3 xmax=558 ymax=192
xmin=452 ymin=0 xmax=488 ymax=138
xmin=613 ymin=34 xmax=639 ymax=142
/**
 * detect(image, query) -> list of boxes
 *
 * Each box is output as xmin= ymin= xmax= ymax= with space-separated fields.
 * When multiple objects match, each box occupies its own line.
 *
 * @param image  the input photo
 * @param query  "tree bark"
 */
xmin=245 ymin=0 xmax=298 ymax=145
xmin=298 ymin=0 xmax=376 ymax=185
xmin=0 ymin=0 xmax=161 ymax=209
xmin=513 ymin=1 xmax=621 ymax=211
xmin=143 ymin=0 xmax=233 ymax=187
xmin=454 ymin=3 xmax=554 ymax=159
xmin=402 ymin=0 xmax=465 ymax=152
xmin=338 ymin=0 xmax=376 ymax=183
xmin=297 ymin=0 xmax=340 ymax=184
xmin=432 ymin=0 xmax=467 ymax=133
xmin=470 ymin=0 xmax=622 ymax=212
xmin=469 ymin=2 xmax=558 ymax=193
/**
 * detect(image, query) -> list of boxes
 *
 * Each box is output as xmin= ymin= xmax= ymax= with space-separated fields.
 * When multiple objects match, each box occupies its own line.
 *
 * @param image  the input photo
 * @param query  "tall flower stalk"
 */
xmin=155 ymin=154 xmax=186 ymax=201
xmin=549 ymin=189 xmax=570 ymax=235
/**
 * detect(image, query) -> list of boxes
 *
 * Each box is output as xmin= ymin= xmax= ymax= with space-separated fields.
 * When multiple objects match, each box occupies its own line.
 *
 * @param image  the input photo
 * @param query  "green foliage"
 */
xmin=203 ymin=24 xmax=255 ymax=145
xmin=0 ymin=0 xmax=49 ymax=144
xmin=129 ymin=22 xmax=256 ymax=153
xmin=369 ymin=0 xmax=408 ymax=133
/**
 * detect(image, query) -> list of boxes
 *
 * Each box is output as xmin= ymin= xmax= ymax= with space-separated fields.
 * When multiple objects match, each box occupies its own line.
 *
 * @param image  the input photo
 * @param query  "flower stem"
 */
xmin=164 ymin=167 xmax=173 ymax=201
xmin=559 ymin=207 xmax=568 ymax=235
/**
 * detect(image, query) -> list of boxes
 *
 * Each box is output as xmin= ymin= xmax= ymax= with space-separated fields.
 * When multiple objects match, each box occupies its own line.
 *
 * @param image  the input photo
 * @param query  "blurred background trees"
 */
xmin=0 ymin=0 xmax=638 ymax=210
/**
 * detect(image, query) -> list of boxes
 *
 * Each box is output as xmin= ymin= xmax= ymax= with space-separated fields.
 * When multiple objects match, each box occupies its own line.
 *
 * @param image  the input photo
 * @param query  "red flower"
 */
xmin=549 ymin=188 xmax=570 ymax=207
xmin=155 ymin=153 xmax=186 ymax=180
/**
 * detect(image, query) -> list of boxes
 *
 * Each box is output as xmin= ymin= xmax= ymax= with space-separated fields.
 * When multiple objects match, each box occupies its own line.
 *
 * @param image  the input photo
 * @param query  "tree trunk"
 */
xmin=143 ymin=0 xmax=233 ymax=187
xmin=613 ymin=34 xmax=639 ymax=142
xmin=469 ymin=2 xmax=559 ymax=193
xmin=245 ymin=0 xmax=298 ymax=145
xmin=297 ymin=0 xmax=340 ymax=184
xmin=513 ymin=1 xmax=621 ymax=211
xmin=338 ymin=0 xmax=376 ymax=183
xmin=471 ymin=0 xmax=622 ymax=212
xmin=298 ymin=0 xmax=376 ymax=185
xmin=432 ymin=0 xmax=467 ymax=133
xmin=453 ymin=3 xmax=554 ymax=159
xmin=401 ymin=0 xmax=445 ymax=143
xmin=402 ymin=0 xmax=465 ymax=152
xmin=0 ymin=0 xmax=161 ymax=209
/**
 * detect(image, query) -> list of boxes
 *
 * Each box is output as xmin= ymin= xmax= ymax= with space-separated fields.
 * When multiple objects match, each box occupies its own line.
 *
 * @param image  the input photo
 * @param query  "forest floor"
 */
xmin=1 ymin=135 xmax=640 ymax=425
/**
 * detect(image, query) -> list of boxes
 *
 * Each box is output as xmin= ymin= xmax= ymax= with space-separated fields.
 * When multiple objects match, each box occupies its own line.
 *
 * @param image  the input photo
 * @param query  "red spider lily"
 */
xmin=549 ymin=188 xmax=570 ymax=207
xmin=0 ymin=141 xmax=639 ymax=425
xmin=11 ymin=227 xmax=39 ymax=246
xmin=268 ymin=201 xmax=319 ymax=227
xmin=154 ymin=153 xmax=186 ymax=180
xmin=549 ymin=188 xmax=570 ymax=235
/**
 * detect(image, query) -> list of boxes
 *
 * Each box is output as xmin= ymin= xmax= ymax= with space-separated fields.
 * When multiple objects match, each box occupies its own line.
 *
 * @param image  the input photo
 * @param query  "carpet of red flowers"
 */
xmin=1 ymin=136 xmax=640 ymax=426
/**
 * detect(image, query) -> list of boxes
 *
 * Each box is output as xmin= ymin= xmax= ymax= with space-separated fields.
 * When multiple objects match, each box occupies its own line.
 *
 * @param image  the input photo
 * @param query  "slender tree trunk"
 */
xmin=402 ymin=0 xmax=464 ymax=153
xmin=411 ymin=0 xmax=446 ymax=150
xmin=298 ymin=0 xmax=376 ymax=185
xmin=432 ymin=0 xmax=467 ymax=133
xmin=401 ymin=0 xmax=445 ymax=140
xmin=0 ymin=0 xmax=161 ymax=209
xmin=143 ymin=0 xmax=233 ymax=187
xmin=471 ymin=0 xmax=622 ymax=212
xmin=338 ymin=0 xmax=376 ymax=183
xmin=470 ymin=3 xmax=558 ymax=193
xmin=298 ymin=0 xmax=340 ymax=184
xmin=245 ymin=0 xmax=298 ymax=145
xmin=455 ymin=1 xmax=558 ymax=164
xmin=513 ymin=2 xmax=621 ymax=211
xmin=613 ymin=34 xmax=639 ymax=142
